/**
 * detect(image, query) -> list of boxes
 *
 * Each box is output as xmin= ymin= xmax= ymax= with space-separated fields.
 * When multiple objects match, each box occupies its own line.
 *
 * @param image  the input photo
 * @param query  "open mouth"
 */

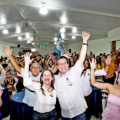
xmin=45 ymin=79 xmax=50 ymax=82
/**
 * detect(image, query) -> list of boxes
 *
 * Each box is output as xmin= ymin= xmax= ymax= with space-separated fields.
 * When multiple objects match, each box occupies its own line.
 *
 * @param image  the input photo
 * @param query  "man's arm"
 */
xmin=3 ymin=47 xmax=21 ymax=74
xmin=79 ymin=31 xmax=90 ymax=66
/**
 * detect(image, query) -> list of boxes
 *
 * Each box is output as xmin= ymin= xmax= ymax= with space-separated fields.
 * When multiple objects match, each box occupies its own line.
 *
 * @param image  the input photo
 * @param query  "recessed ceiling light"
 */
xmin=72 ymin=27 xmax=77 ymax=33
xmin=2 ymin=29 xmax=9 ymax=34
xmin=39 ymin=6 xmax=48 ymax=15
xmin=32 ymin=42 xmax=35 ymax=45
xmin=60 ymin=28 xmax=65 ymax=33
xmin=18 ymin=36 xmax=22 ymax=40
xmin=16 ymin=26 xmax=21 ymax=33
xmin=31 ymin=48 xmax=36 ymax=52
xmin=72 ymin=36 xmax=76 ymax=39
xmin=61 ymin=16 xmax=67 ymax=24
xmin=26 ymin=33 xmax=30 ymax=39
xmin=1 ymin=17 xmax=6 ymax=24
xmin=29 ymin=37 xmax=33 ymax=41
xmin=54 ymin=37 xmax=58 ymax=41
xmin=27 ymin=40 xmax=31 ymax=44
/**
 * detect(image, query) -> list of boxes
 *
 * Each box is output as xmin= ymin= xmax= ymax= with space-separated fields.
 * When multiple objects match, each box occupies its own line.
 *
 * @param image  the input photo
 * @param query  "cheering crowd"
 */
xmin=0 ymin=31 xmax=120 ymax=120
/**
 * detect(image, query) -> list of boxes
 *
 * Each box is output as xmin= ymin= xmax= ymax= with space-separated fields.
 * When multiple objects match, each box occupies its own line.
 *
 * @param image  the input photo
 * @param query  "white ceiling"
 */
xmin=0 ymin=0 xmax=120 ymax=48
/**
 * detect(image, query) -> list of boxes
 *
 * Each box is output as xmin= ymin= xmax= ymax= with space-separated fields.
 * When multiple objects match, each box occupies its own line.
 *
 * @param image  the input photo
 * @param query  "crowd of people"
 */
xmin=0 ymin=31 xmax=120 ymax=120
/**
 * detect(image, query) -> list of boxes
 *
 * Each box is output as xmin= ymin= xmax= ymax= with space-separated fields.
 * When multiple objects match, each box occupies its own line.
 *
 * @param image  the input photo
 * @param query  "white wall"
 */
xmin=87 ymin=38 xmax=110 ymax=55
xmin=12 ymin=38 xmax=111 ymax=56
xmin=108 ymin=27 xmax=120 ymax=41
xmin=11 ymin=46 xmax=55 ymax=56
xmin=1 ymin=38 xmax=120 ymax=57
xmin=67 ymin=38 xmax=111 ymax=56
xmin=116 ymin=41 xmax=120 ymax=50
xmin=12 ymin=47 xmax=23 ymax=56
xmin=36 ymin=46 xmax=55 ymax=55
xmin=0 ymin=42 xmax=10 ymax=57
xmin=66 ymin=42 xmax=81 ymax=53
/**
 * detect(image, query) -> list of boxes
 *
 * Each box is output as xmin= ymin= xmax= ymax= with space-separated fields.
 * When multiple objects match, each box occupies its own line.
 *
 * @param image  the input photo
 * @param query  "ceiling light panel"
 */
xmin=2 ymin=29 xmax=9 ymax=34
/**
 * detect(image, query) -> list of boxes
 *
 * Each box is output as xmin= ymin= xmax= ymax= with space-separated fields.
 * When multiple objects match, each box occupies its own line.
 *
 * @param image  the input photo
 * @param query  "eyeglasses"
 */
xmin=6 ymin=74 xmax=10 ymax=75
xmin=58 ymin=62 xmax=68 ymax=66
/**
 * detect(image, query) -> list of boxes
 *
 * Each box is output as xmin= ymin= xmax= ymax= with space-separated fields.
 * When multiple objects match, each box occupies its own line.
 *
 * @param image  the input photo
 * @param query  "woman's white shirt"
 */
xmin=23 ymin=73 xmax=56 ymax=113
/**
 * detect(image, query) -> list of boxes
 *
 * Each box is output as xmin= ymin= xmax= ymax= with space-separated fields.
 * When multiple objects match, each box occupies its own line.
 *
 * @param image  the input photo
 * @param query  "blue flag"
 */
xmin=54 ymin=34 xmax=65 ymax=56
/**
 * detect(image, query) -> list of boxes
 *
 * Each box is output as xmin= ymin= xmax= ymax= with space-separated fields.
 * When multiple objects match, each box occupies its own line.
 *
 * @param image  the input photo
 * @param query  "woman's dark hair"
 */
xmin=84 ymin=58 xmax=90 ymax=68
xmin=31 ymin=59 xmax=39 ymax=64
xmin=96 ymin=56 xmax=101 ymax=65
xmin=116 ymin=52 xmax=120 ymax=59
xmin=69 ymin=57 xmax=75 ymax=67
xmin=81 ymin=59 xmax=90 ymax=76
xmin=40 ymin=69 xmax=55 ymax=95
xmin=29 ymin=59 xmax=40 ymax=68
xmin=48 ymin=60 xmax=53 ymax=68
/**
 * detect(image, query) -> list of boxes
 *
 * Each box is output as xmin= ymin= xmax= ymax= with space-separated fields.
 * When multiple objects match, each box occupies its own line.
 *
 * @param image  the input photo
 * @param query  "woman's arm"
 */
xmin=0 ymin=88 xmax=3 ymax=107
xmin=23 ymin=53 xmax=38 ymax=91
xmin=90 ymin=58 xmax=112 ymax=90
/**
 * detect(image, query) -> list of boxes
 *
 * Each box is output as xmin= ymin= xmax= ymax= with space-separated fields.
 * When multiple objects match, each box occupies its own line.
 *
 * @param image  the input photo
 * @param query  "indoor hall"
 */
xmin=0 ymin=0 xmax=120 ymax=120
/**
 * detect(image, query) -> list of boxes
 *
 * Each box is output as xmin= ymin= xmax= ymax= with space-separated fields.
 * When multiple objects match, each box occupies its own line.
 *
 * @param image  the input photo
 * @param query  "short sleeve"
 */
xmin=17 ymin=68 xmax=24 ymax=77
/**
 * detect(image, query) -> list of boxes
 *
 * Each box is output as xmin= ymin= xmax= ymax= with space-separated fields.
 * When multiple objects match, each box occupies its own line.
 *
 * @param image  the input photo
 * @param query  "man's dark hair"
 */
xmin=4 ymin=57 xmax=7 ymax=60
xmin=2 ymin=64 xmax=8 ymax=68
xmin=102 ymin=54 xmax=107 ymax=59
xmin=29 ymin=59 xmax=40 ymax=68
xmin=56 ymin=56 xmax=68 ymax=65
xmin=38 ymin=54 xmax=42 ymax=57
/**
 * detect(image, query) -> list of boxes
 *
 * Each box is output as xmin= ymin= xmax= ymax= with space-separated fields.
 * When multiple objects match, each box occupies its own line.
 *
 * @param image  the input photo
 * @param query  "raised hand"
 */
xmin=62 ymin=52 xmax=72 ymax=59
xmin=24 ymin=53 xmax=33 ymax=65
xmin=89 ymin=58 xmax=96 ymax=70
xmin=105 ymin=55 xmax=111 ymax=66
xmin=82 ymin=31 xmax=91 ymax=43
xmin=3 ymin=47 xmax=13 ymax=57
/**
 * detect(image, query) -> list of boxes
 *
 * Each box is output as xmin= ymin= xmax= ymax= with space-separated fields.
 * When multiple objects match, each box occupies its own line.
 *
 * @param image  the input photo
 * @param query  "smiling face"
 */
xmin=101 ymin=55 xmax=106 ymax=62
xmin=83 ymin=59 xmax=89 ymax=69
xmin=57 ymin=58 xmax=69 ymax=76
xmin=41 ymin=70 xmax=53 ymax=85
xmin=30 ymin=63 xmax=40 ymax=77
xmin=6 ymin=72 xmax=11 ymax=79
xmin=49 ymin=61 xmax=53 ymax=66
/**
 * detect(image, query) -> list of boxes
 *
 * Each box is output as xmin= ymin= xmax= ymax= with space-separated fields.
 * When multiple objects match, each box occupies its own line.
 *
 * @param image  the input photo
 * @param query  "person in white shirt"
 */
xmin=0 ymin=59 xmax=4 ymax=70
xmin=0 ymin=64 xmax=9 ymax=85
xmin=2 ymin=46 xmax=66 ymax=120
xmin=54 ymin=31 xmax=90 ymax=120
xmin=23 ymin=53 xmax=58 ymax=120
xmin=81 ymin=58 xmax=110 ymax=120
